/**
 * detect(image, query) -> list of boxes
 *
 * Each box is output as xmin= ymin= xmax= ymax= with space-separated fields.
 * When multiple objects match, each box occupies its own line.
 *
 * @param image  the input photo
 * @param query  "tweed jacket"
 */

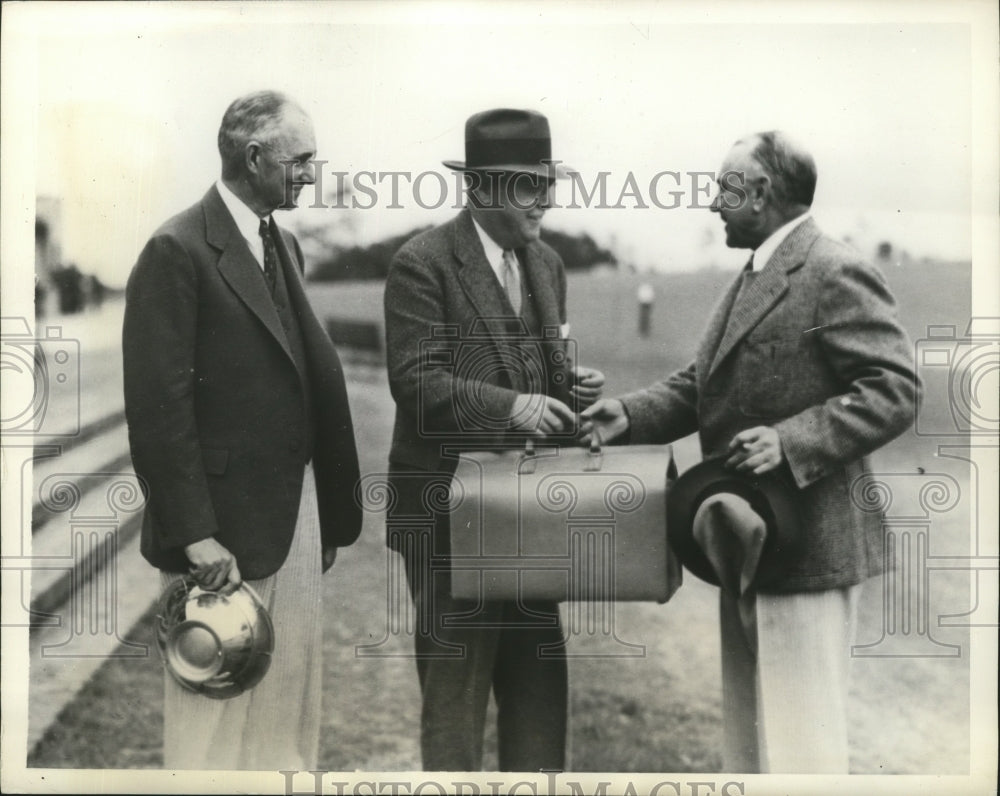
xmin=123 ymin=186 xmax=362 ymax=580
xmin=384 ymin=208 xmax=570 ymax=475
xmin=621 ymin=218 xmax=918 ymax=592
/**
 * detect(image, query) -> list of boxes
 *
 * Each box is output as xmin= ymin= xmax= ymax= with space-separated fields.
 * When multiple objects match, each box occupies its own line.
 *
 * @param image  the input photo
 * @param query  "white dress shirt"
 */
xmin=751 ymin=212 xmax=811 ymax=271
xmin=468 ymin=216 xmax=568 ymax=335
xmin=471 ymin=216 xmax=518 ymax=285
xmin=216 ymin=179 xmax=269 ymax=272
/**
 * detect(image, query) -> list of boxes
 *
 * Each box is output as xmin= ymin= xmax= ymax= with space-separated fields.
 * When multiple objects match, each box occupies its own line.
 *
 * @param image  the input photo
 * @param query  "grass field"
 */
xmin=28 ymin=258 xmax=979 ymax=774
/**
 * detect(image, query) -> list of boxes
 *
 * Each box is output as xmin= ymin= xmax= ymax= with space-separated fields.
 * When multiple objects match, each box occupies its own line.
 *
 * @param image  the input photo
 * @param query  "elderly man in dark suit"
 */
xmin=584 ymin=131 xmax=918 ymax=773
xmin=123 ymin=90 xmax=361 ymax=770
xmin=383 ymin=108 xmax=604 ymax=771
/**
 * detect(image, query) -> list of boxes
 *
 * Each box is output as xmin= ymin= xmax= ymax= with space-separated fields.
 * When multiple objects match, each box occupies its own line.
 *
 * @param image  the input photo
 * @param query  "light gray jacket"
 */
xmin=622 ymin=218 xmax=919 ymax=592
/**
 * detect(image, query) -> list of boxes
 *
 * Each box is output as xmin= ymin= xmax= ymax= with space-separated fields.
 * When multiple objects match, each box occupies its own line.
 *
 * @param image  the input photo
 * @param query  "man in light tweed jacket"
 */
xmin=584 ymin=131 xmax=919 ymax=773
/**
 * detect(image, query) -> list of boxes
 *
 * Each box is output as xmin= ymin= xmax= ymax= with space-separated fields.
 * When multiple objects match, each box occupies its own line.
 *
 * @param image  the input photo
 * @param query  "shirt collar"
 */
xmin=216 ymin=179 xmax=270 ymax=242
xmin=751 ymin=211 xmax=810 ymax=271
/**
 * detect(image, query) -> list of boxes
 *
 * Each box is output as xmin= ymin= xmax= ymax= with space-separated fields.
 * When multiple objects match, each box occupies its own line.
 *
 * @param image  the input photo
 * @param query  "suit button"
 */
xmin=289 ymin=440 xmax=301 ymax=453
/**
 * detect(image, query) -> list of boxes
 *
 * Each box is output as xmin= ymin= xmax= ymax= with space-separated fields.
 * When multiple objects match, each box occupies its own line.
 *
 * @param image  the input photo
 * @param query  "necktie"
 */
xmin=501 ymin=249 xmax=521 ymax=314
xmin=259 ymin=218 xmax=278 ymax=295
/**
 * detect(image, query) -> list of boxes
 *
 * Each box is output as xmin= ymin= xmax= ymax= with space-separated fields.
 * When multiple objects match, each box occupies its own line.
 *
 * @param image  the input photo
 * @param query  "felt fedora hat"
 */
xmin=443 ymin=108 xmax=570 ymax=178
xmin=666 ymin=457 xmax=802 ymax=592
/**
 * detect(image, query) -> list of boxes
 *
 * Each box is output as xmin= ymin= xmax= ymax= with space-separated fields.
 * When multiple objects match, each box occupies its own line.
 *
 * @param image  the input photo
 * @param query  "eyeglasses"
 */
xmin=257 ymin=141 xmax=314 ymax=171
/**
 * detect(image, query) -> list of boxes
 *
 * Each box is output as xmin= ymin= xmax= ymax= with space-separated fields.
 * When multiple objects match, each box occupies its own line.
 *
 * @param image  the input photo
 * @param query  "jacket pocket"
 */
xmin=201 ymin=447 xmax=230 ymax=475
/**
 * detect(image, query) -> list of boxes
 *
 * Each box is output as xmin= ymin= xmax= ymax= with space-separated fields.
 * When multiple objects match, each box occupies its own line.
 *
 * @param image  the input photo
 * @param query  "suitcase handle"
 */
xmin=517 ymin=430 xmax=604 ymax=475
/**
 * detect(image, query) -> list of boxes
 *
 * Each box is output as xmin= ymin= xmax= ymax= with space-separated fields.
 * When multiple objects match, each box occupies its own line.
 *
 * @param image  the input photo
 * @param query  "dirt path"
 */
xmin=28 ymin=367 xmax=972 ymax=774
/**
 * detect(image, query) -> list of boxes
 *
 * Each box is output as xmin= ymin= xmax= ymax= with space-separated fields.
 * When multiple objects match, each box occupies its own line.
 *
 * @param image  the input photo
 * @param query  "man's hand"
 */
xmin=322 ymin=546 xmax=338 ymax=571
xmin=570 ymin=366 xmax=605 ymax=409
xmin=185 ymin=537 xmax=241 ymax=592
xmin=579 ymin=398 xmax=630 ymax=444
xmin=510 ymin=393 xmax=577 ymax=436
xmin=726 ymin=426 xmax=784 ymax=475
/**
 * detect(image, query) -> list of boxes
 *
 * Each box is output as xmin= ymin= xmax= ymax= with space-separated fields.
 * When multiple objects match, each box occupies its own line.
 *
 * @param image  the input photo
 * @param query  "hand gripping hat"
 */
xmin=666 ymin=457 xmax=803 ymax=594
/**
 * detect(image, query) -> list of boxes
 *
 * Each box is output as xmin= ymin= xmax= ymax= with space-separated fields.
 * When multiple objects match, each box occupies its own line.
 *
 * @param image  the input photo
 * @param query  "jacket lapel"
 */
xmin=708 ymin=265 xmax=788 ymax=377
xmin=273 ymin=226 xmax=312 ymax=336
xmin=520 ymin=243 xmax=561 ymax=329
xmin=706 ymin=217 xmax=819 ymax=378
xmin=454 ymin=209 xmax=517 ymax=337
xmin=697 ymin=274 xmax=745 ymax=379
xmin=204 ymin=187 xmax=294 ymax=364
xmin=271 ymin=224 xmax=312 ymax=385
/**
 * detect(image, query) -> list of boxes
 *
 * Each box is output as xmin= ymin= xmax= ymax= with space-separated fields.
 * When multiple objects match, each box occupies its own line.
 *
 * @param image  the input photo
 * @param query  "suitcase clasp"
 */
xmin=583 ymin=430 xmax=603 ymax=472
xmin=519 ymin=438 xmax=538 ymax=475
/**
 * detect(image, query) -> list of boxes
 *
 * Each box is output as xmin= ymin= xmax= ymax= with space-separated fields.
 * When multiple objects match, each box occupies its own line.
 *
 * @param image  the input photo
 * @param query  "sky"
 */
xmin=5 ymin=1 xmax=995 ymax=286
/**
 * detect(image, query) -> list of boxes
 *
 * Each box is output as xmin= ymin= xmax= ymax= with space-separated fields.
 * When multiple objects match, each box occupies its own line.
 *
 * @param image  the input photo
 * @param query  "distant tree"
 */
xmin=876 ymin=241 xmax=893 ymax=260
xmin=86 ymin=274 xmax=107 ymax=308
xmin=539 ymin=228 xmax=617 ymax=271
xmin=308 ymin=224 xmax=617 ymax=282
xmin=51 ymin=264 xmax=85 ymax=314
xmin=285 ymin=185 xmax=357 ymax=276
xmin=308 ymin=227 xmax=432 ymax=282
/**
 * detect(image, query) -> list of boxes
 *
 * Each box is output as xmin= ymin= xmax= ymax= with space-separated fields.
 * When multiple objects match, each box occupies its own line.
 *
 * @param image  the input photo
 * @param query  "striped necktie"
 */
xmin=501 ymin=249 xmax=521 ymax=314
xmin=259 ymin=218 xmax=278 ymax=295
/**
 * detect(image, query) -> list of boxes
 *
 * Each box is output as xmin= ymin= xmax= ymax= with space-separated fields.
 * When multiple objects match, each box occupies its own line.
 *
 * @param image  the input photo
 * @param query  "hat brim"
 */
xmin=666 ymin=457 xmax=802 ymax=590
xmin=442 ymin=160 xmax=572 ymax=180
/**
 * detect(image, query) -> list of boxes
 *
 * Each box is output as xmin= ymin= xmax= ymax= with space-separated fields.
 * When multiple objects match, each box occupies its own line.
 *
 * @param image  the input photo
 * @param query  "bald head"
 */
xmin=737 ymin=131 xmax=817 ymax=211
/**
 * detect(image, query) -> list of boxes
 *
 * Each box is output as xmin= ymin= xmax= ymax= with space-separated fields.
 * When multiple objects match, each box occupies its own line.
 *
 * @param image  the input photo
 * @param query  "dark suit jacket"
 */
xmin=383 ymin=209 xmax=570 ymax=554
xmin=621 ymin=218 xmax=919 ymax=592
xmin=384 ymin=208 xmax=570 ymax=473
xmin=123 ymin=185 xmax=362 ymax=580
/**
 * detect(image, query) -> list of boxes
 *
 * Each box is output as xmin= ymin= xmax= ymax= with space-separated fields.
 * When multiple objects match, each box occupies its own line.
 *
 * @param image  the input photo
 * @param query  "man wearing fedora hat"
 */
xmin=383 ymin=108 xmax=604 ymax=771
xmin=583 ymin=131 xmax=918 ymax=773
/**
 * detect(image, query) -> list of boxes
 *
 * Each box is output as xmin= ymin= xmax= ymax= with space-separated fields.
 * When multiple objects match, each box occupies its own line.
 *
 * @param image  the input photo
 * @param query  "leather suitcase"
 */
xmin=449 ymin=439 xmax=682 ymax=602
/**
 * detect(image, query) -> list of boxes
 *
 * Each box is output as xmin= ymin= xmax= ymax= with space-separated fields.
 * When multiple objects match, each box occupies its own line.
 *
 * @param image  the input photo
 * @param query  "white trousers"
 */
xmin=719 ymin=583 xmax=861 ymax=773
xmin=161 ymin=464 xmax=324 ymax=770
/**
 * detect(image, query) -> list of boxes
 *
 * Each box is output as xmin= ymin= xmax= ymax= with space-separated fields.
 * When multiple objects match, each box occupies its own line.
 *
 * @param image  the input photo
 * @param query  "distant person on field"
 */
xmin=584 ymin=131 xmax=919 ymax=773
xmin=637 ymin=281 xmax=655 ymax=337
xmin=123 ymin=90 xmax=362 ymax=770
